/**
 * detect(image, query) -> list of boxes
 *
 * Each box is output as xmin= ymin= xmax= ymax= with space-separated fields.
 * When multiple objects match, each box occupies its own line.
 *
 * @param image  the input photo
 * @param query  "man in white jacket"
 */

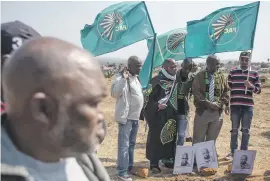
xmin=111 ymin=56 xmax=143 ymax=181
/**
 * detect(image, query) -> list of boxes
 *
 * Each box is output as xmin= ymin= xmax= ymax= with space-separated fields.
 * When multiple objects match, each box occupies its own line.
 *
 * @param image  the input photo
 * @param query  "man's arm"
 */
xmin=227 ymin=70 xmax=232 ymax=90
xmin=192 ymin=72 xmax=212 ymax=109
xmin=221 ymin=73 xmax=230 ymax=106
xmin=192 ymin=73 xmax=204 ymax=102
xmin=253 ymin=72 xmax=261 ymax=94
xmin=110 ymin=74 xmax=127 ymax=99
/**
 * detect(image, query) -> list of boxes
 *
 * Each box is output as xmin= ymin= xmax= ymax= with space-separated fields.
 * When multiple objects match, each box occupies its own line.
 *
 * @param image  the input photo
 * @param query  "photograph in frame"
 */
xmin=173 ymin=145 xmax=195 ymax=174
xmin=193 ymin=140 xmax=218 ymax=171
xmin=231 ymin=150 xmax=256 ymax=175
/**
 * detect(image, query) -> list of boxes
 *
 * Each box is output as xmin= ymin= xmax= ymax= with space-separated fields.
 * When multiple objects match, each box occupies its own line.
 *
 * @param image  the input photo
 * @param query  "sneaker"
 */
xmin=128 ymin=168 xmax=137 ymax=176
xmin=150 ymin=166 xmax=161 ymax=174
xmin=225 ymin=153 xmax=234 ymax=161
xmin=118 ymin=175 xmax=132 ymax=181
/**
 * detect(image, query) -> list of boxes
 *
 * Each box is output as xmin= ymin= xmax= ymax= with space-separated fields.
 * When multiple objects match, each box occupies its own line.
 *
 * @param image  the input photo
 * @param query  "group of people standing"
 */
xmin=1 ymin=20 xmax=261 ymax=181
xmin=112 ymin=52 xmax=261 ymax=181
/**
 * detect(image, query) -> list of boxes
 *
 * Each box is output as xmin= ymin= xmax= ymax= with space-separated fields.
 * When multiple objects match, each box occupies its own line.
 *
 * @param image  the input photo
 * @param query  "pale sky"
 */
xmin=1 ymin=1 xmax=270 ymax=62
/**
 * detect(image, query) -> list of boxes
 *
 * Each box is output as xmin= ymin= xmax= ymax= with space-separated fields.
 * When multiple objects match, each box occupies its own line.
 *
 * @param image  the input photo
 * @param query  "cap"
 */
xmin=1 ymin=20 xmax=41 ymax=56
xmin=240 ymin=51 xmax=251 ymax=59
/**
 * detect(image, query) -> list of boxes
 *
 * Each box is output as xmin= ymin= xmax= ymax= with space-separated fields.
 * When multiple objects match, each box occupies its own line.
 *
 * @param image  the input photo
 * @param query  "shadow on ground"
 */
xmin=261 ymin=131 xmax=270 ymax=140
xmin=135 ymin=142 xmax=146 ymax=149
xmin=100 ymin=157 xmax=117 ymax=163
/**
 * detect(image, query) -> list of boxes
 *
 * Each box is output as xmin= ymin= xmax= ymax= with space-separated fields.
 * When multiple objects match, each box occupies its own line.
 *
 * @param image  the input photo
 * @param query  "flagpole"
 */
xmin=245 ymin=1 xmax=260 ymax=94
xmin=143 ymin=1 xmax=155 ymax=33
xmin=156 ymin=37 xmax=165 ymax=62
xmin=245 ymin=50 xmax=253 ymax=94
xmin=143 ymin=1 xmax=155 ymax=82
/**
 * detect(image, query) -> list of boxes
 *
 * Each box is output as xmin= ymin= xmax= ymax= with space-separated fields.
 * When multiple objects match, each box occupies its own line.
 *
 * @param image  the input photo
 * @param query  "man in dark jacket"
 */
xmin=1 ymin=21 xmax=41 ymax=113
xmin=176 ymin=58 xmax=195 ymax=146
xmin=1 ymin=37 xmax=110 ymax=181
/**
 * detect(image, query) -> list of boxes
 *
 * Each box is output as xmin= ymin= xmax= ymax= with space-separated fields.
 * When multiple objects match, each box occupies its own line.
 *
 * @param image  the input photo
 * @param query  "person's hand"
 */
xmin=245 ymin=80 xmax=254 ymax=89
xmin=122 ymin=69 xmax=129 ymax=80
xmin=209 ymin=102 xmax=221 ymax=110
xmin=158 ymin=103 xmax=167 ymax=110
xmin=225 ymin=106 xmax=230 ymax=115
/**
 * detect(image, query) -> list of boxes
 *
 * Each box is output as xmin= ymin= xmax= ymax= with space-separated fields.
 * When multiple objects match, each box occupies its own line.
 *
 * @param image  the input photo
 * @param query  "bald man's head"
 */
xmin=162 ymin=58 xmax=177 ymax=76
xmin=127 ymin=56 xmax=142 ymax=76
xmin=2 ymin=37 xmax=107 ymax=160
xmin=206 ymin=55 xmax=220 ymax=74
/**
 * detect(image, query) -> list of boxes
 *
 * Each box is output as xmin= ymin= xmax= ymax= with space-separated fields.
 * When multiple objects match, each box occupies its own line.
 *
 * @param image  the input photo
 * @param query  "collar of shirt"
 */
xmin=237 ymin=66 xmax=249 ymax=72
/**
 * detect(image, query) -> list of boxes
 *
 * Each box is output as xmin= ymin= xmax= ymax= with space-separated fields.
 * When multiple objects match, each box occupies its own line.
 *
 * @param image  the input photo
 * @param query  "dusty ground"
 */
xmin=98 ymin=78 xmax=270 ymax=181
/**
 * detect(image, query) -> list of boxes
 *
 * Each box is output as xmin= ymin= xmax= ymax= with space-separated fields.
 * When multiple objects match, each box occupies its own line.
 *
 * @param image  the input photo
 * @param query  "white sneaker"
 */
xmin=118 ymin=175 xmax=132 ymax=181
xmin=225 ymin=153 xmax=234 ymax=161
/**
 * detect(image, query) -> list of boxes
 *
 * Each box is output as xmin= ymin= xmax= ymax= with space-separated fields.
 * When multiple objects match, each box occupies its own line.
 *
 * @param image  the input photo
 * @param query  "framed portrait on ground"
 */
xmin=231 ymin=150 xmax=256 ymax=175
xmin=173 ymin=146 xmax=195 ymax=174
xmin=193 ymin=140 xmax=218 ymax=171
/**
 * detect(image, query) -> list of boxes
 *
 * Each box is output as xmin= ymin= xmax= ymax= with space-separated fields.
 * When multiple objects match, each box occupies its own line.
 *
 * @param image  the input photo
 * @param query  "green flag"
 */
xmin=139 ymin=34 xmax=157 ymax=89
xmin=185 ymin=1 xmax=260 ymax=58
xmin=81 ymin=1 xmax=155 ymax=56
xmin=148 ymin=28 xmax=186 ymax=68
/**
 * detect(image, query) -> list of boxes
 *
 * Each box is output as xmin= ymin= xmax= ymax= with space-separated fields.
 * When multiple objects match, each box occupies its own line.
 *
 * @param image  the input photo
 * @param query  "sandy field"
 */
xmin=98 ymin=78 xmax=270 ymax=181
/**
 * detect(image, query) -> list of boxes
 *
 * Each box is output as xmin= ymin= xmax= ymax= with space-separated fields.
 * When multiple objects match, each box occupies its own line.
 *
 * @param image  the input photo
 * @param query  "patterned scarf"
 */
xmin=158 ymin=70 xmax=178 ymax=110
xmin=204 ymin=71 xmax=223 ymax=102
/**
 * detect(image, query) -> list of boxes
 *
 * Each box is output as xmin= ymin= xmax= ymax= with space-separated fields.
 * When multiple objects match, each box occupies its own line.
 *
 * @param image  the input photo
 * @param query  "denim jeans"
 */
xmin=117 ymin=119 xmax=139 ymax=176
xmin=177 ymin=114 xmax=188 ymax=146
xmin=230 ymin=105 xmax=253 ymax=154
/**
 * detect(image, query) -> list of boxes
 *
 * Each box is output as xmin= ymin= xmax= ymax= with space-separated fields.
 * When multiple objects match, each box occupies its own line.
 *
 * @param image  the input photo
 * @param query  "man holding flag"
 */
xmin=183 ymin=0 xmax=260 ymax=160
xmin=111 ymin=56 xmax=144 ymax=181
xmin=226 ymin=51 xmax=261 ymax=160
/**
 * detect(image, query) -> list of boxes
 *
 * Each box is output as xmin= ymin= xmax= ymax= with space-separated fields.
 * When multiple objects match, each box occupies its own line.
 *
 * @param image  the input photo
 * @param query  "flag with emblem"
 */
xmin=147 ymin=28 xmax=186 ymax=69
xmin=184 ymin=1 xmax=260 ymax=58
xmin=80 ymin=1 xmax=155 ymax=56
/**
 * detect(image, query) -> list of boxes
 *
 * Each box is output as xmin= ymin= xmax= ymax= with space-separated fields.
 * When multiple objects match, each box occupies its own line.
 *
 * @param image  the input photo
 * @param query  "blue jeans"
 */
xmin=117 ymin=120 xmax=139 ymax=176
xmin=177 ymin=114 xmax=188 ymax=146
xmin=230 ymin=105 xmax=253 ymax=154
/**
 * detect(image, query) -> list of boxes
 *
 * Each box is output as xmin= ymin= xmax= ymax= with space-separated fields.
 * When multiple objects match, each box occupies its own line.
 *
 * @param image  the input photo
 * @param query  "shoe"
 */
xmin=185 ymin=137 xmax=193 ymax=142
xmin=164 ymin=162 xmax=174 ymax=169
xmin=118 ymin=175 xmax=132 ymax=181
xmin=225 ymin=153 xmax=234 ymax=161
xmin=150 ymin=166 xmax=161 ymax=174
xmin=128 ymin=168 xmax=137 ymax=176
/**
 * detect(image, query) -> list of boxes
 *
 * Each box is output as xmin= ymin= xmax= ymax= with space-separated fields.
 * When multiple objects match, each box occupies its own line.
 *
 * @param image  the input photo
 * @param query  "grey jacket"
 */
xmin=111 ymin=73 xmax=130 ymax=124
xmin=111 ymin=73 xmax=144 ymax=124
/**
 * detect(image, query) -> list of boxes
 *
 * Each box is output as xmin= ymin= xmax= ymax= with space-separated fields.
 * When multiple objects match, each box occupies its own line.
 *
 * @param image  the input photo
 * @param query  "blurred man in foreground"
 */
xmin=1 ymin=37 xmax=110 ymax=181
